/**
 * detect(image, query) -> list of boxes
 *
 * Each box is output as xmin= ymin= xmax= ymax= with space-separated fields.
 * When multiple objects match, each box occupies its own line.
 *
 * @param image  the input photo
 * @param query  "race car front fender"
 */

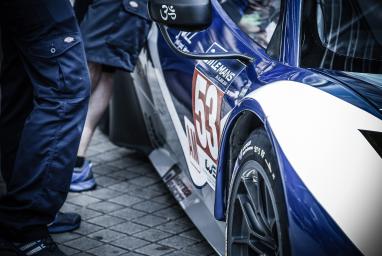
xmin=216 ymin=80 xmax=382 ymax=255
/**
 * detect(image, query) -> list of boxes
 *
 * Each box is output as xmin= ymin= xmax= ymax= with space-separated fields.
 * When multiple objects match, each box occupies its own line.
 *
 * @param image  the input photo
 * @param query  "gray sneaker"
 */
xmin=15 ymin=236 xmax=66 ymax=256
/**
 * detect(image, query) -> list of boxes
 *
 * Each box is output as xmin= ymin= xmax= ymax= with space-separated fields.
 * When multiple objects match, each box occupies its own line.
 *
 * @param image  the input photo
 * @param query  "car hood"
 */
xmin=325 ymin=71 xmax=382 ymax=114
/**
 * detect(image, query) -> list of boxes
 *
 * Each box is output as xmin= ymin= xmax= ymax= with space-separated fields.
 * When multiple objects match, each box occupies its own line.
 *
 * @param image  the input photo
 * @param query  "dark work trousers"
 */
xmin=0 ymin=0 xmax=90 ymax=242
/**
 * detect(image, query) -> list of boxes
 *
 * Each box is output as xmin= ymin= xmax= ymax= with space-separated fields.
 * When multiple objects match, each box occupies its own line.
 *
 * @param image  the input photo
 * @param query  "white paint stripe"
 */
xmin=247 ymin=81 xmax=382 ymax=256
xmin=147 ymin=26 xmax=208 ymax=187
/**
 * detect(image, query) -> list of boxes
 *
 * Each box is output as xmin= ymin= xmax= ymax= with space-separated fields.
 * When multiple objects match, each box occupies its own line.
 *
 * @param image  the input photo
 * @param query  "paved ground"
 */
xmin=57 ymin=130 xmax=219 ymax=255
xmin=0 ymin=129 xmax=217 ymax=256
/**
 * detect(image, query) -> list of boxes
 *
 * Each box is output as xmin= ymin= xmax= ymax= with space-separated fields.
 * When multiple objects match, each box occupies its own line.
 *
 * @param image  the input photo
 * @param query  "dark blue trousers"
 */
xmin=0 ymin=0 xmax=90 ymax=242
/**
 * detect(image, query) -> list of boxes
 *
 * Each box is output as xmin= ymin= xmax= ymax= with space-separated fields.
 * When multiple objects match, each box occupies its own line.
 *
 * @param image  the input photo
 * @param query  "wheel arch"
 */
xmin=214 ymin=99 xmax=268 ymax=221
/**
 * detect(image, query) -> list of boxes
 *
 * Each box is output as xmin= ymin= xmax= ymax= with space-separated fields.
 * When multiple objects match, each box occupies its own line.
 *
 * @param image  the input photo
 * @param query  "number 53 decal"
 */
xmin=192 ymin=69 xmax=224 ymax=163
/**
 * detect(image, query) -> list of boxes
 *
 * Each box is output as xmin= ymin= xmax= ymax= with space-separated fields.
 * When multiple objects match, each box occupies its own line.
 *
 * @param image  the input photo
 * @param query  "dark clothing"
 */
xmin=74 ymin=0 xmax=94 ymax=23
xmin=0 ymin=0 xmax=90 ymax=242
xmin=80 ymin=0 xmax=151 ymax=71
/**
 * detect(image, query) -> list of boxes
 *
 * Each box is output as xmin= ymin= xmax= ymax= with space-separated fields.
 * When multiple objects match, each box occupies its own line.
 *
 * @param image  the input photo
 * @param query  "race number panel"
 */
xmin=185 ymin=69 xmax=224 ymax=190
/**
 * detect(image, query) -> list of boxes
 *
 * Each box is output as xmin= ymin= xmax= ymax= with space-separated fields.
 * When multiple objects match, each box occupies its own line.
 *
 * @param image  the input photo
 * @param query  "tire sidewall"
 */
xmin=225 ymin=128 xmax=289 ymax=256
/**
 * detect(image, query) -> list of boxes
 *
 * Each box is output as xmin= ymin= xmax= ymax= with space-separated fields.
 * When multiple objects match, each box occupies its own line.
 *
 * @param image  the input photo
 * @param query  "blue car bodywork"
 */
xmin=126 ymin=0 xmax=382 ymax=255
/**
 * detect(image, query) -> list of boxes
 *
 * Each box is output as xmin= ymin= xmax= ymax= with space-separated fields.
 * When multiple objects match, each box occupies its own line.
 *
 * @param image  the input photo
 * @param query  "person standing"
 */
xmin=0 ymin=0 xmax=90 ymax=255
xmin=70 ymin=0 xmax=151 ymax=192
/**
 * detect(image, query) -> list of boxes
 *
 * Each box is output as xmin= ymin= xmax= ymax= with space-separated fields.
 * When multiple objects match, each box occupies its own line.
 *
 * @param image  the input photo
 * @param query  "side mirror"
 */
xmin=148 ymin=0 xmax=212 ymax=32
xmin=147 ymin=0 xmax=254 ymax=64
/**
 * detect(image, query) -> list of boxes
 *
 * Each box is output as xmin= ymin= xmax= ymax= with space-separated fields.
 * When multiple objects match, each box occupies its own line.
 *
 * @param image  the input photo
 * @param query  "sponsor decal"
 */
xmin=193 ymin=70 xmax=224 ymax=162
xmin=174 ymin=31 xmax=198 ymax=52
xmin=176 ymin=31 xmax=198 ymax=45
xmin=238 ymin=140 xmax=275 ymax=180
xmin=163 ymin=168 xmax=192 ymax=202
xmin=197 ymin=43 xmax=246 ymax=90
xmin=181 ymin=43 xmax=244 ymax=190
xmin=203 ymin=59 xmax=236 ymax=85
xmin=184 ymin=70 xmax=225 ymax=189
xmin=184 ymin=117 xmax=207 ymax=187
xmin=160 ymin=5 xmax=176 ymax=21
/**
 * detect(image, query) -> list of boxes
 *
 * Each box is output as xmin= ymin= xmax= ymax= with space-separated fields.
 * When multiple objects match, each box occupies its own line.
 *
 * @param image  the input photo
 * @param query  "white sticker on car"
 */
xmin=183 ymin=69 xmax=225 ymax=190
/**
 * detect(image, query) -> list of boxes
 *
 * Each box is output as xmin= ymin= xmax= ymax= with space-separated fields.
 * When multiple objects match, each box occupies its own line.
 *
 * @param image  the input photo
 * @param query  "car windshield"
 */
xmin=300 ymin=0 xmax=382 ymax=74
xmin=220 ymin=0 xmax=281 ymax=49
xmin=317 ymin=0 xmax=382 ymax=61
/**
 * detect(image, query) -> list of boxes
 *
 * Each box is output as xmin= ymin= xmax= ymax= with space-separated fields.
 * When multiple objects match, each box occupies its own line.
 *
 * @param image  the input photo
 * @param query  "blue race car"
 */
xmin=109 ymin=0 xmax=382 ymax=255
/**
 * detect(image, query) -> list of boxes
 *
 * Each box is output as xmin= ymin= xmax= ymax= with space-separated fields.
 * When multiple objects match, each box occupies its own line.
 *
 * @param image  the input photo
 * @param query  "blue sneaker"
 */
xmin=70 ymin=160 xmax=97 ymax=192
xmin=48 ymin=212 xmax=81 ymax=234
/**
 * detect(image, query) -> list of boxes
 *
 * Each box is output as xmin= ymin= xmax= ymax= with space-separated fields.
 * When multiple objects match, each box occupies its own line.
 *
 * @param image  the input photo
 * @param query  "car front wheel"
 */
xmin=226 ymin=128 xmax=289 ymax=256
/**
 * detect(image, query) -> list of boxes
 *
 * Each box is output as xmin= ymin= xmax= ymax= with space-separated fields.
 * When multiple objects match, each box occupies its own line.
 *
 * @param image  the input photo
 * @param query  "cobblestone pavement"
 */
xmin=53 ymin=130 xmax=218 ymax=256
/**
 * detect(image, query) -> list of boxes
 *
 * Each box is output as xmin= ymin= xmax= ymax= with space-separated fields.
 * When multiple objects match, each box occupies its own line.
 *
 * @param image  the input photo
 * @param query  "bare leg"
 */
xmin=88 ymin=62 xmax=103 ymax=91
xmin=77 ymin=62 xmax=114 ymax=157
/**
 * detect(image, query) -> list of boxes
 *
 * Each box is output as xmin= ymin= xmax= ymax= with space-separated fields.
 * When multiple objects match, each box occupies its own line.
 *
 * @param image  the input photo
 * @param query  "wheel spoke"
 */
xmin=249 ymin=237 xmax=277 ymax=255
xmin=264 ymin=183 xmax=276 ymax=227
xmin=237 ymin=194 xmax=267 ymax=237
xmin=242 ymin=176 xmax=261 ymax=210
xmin=229 ymin=163 xmax=282 ymax=256
xmin=258 ymin=178 xmax=273 ymax=231
xmin=269 ymin=218 xmax=277 ymax=236
xmin=231 ymin=235 xmax=248 ymax=245
xmin=242 ymin=175 xmax=272 ymax=235
xmin=231 ymin=198 xmax=277 ymax=253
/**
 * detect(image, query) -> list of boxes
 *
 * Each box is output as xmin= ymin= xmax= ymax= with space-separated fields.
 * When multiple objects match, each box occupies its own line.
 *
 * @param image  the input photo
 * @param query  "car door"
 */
xmin=153 ymin=0 xmax=283 ymax=193
xmin=146 ymin=0 xmax=284 ymax=253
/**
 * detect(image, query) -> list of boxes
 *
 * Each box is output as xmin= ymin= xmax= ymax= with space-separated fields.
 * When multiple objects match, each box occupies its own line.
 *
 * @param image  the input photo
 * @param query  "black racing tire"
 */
xmin=226 ymin=128 xmax=289 ymax=256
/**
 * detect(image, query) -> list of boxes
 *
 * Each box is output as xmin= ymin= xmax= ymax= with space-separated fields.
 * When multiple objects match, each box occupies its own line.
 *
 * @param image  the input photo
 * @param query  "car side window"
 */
xmin=220 ymin=0 xmax=282 ymax=50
